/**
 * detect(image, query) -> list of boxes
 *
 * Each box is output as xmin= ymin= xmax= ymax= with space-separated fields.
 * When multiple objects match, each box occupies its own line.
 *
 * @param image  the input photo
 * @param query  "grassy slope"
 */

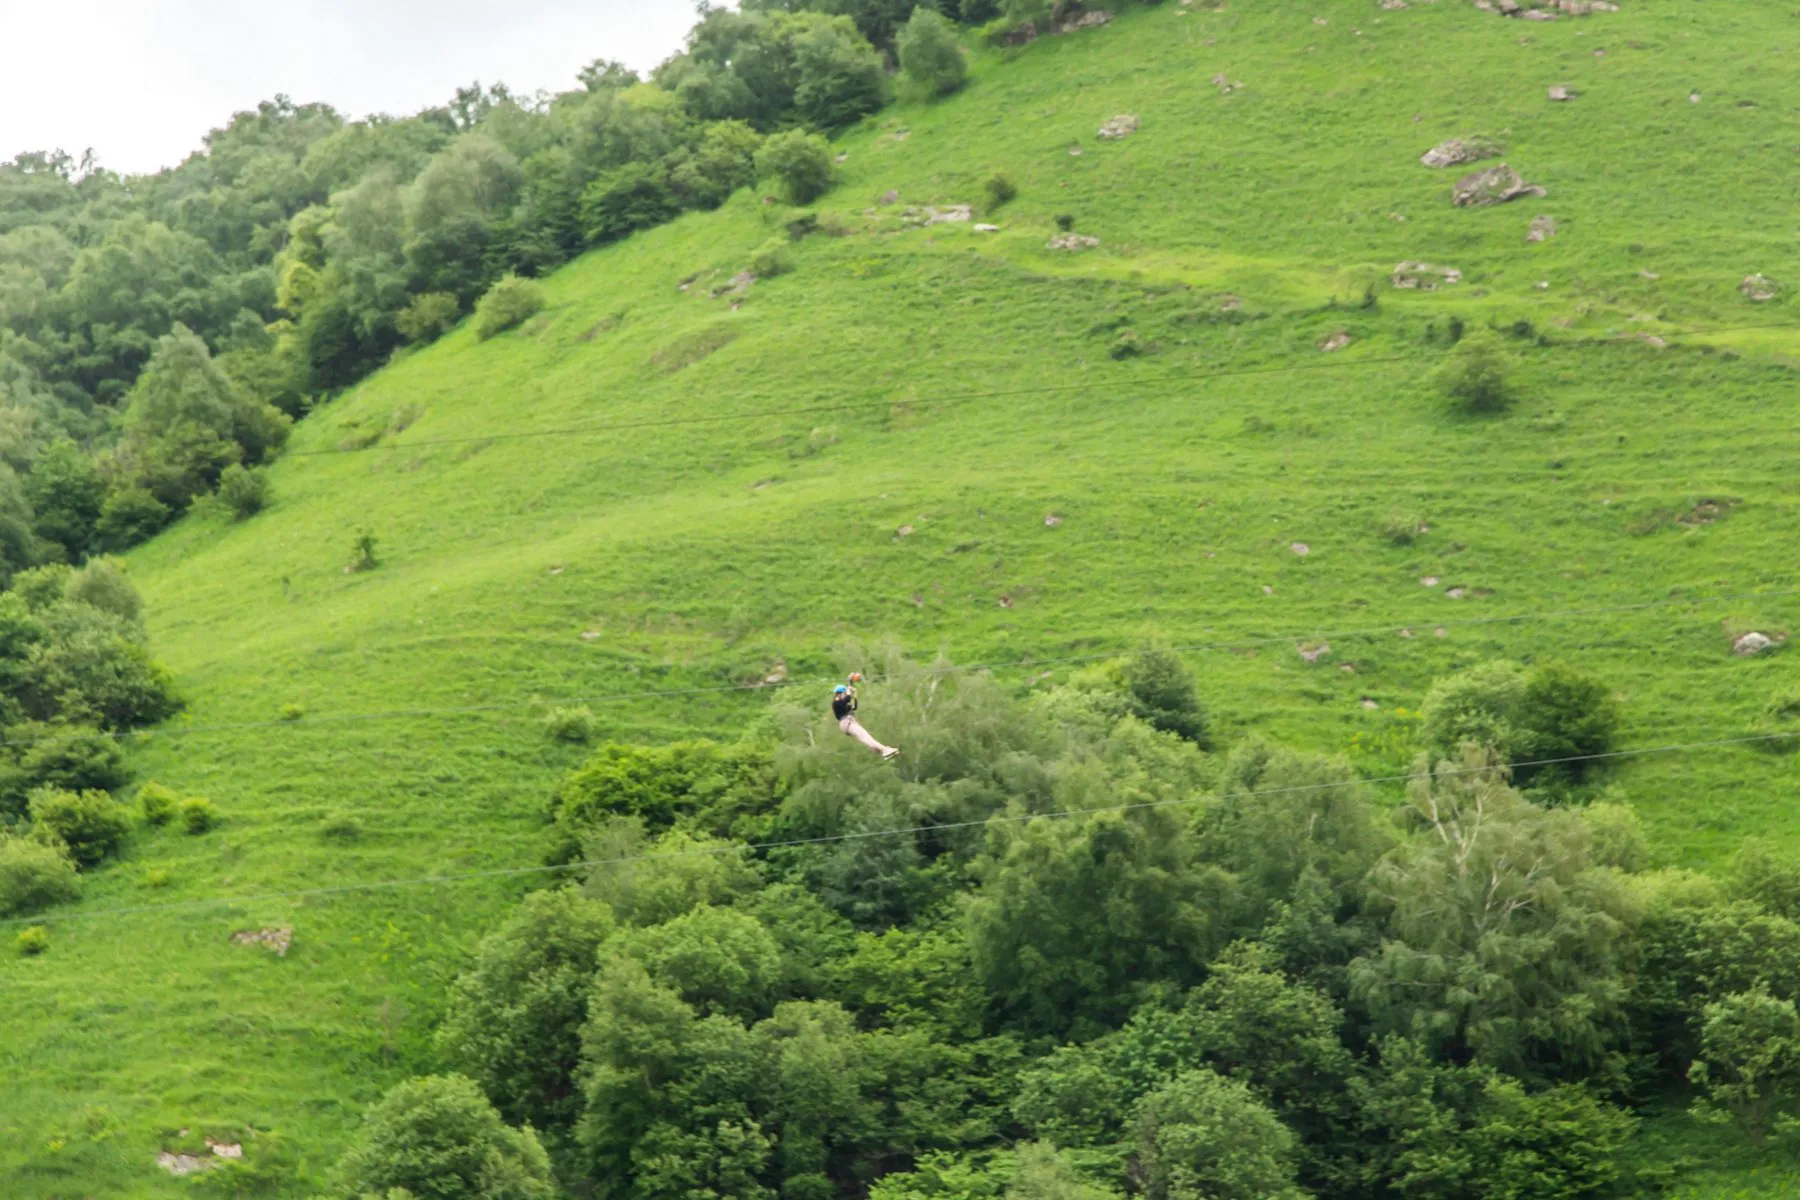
xmin=5 ymin=1 xmax=1800 ymax=1193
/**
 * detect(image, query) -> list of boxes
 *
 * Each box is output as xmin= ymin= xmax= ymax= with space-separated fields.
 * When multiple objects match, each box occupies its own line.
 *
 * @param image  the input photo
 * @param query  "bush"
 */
xmin=280 ymin=703 xmax=306 ymax=722
xmin=1435 ymin=328 xmax=1513 ymax=413
xmin=144 ymin=866 xmax=171 ymax=888
xmin=16 ymin=925 xmax=49 ymax=955
xmin=94 ymin=483 xmax=172 ymax=551
xmin=64 ymin=557 xmax=142 ymax=622
xmin=1419 ymin=659 xmax=1618 ymax=785
xmin=473 ymin=274 xmax=545 ymax=341
xmin=899 ymin=7 xmax=969 ymax=96
xmin=335 ymin=1074 xmax=556 ymax=1200
xmin=349 ymin=528 xmax=379 ymax=572
xmin=138 ymin=781 xmax=178 ymax=826
xmin=982 ymin=172 xmax=1018 ymax=213
xmin=1378 ymin=508 xmax=1426 ymax=545
xmin=216 ymin=464 xmax=269 ymax=520
xmin=0 ymin=724 xmax=130 ymax=819
xmin=756 ymin=131 xmax=836 ymax=205
xmin=0 ymin=837 xmax=80 ymax=916
xmin=543 ymin=705 xmax=598 ymax=745
xmin=319 ymin=809 xmax=364 ymax=841
xmin=749 ymin=237 xmax=793 ymax=279
xmin=28 ymin=788 xmax=129 ymax=868
xmin=580 ymin=161 xmax=681 ymax=244
xmin=178 ymin=796 xmax=218 ymax=835
xmin=395 ymin=292 xmax=461 ymax=344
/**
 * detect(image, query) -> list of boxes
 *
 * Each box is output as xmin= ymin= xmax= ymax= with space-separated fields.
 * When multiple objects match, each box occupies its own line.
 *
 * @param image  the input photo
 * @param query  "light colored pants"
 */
xmin=839 ymin=715 xmax=894 ymax=755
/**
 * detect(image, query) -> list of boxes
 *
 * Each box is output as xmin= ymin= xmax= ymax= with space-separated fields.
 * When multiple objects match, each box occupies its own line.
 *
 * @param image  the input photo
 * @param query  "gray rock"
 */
xmin=1548 ymin=85 xmax=1574 ymax=101
xmin=1097 ymin=114 xmax=1140 ymax=140
xmin=1421 ymin=136 xmax=1502 ymax=168
xmin=1734 ymin=631 xmax=1776 ymax=656
xmin=1048 ymin=233 xmax=1101 ymax=251
xmin=1527 ymin=215 xmax=1557 ymax=242
xmin=1392 ymin=261 xmax=1463 ymax=289
xmin=1741 ymin=273 xmax=1778 ymax=301
xmin=1452 ymin=163 xmax=1546 ymax=207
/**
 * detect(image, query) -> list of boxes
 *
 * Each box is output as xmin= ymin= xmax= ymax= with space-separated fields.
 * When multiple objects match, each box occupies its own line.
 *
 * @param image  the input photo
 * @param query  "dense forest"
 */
xmin=0 ymin=0 xmax=1028 ymax=568
xmin=323 ymin=653 xmax=1800 ymax=1199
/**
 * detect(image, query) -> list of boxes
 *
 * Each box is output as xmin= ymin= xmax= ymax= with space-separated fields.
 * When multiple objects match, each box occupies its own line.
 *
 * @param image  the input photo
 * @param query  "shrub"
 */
xmin=17 ymin=925 xmax=50 ymax=955
xmin=749 ymin=237 xmax=793 ymax=279
xmin=0 ymin=837 xmax=80 ymax=916
xmin=64 ymin=557 xmax=141 ymax=622
xmin=1419 ymin=659 xmax=1618 ymax=784
xmin=395 ymin=292 xmax=461 ymax=344
xmin=280 ymin=703 xmax=306 ymax=722
xmin=216 ymin=464 xmax=269 ymax=520
xmin=0 ymin=724 xmax=130 ymax=819
xmin=1435 ymin=328 xmax=1513 ymax=413
xmin=28 ymin=788 xmax=129 ymax=868
xmin=178 ymin=796 xmax=218 ymax=835
xmin=473 ymin=274 xmax=545 ymax=341
xmin=319 ymin=809 xmax=364 ymax=840
xmin=982 ymin=172 xmax=1018 ymax=213
xmin=144 ymin=866 xmax=171 ymax=888
xmin=11 ymin=564 xmax=74 ymax=612
xmin=1054 ymin=214 xmax=1076 ymax=232
xmin=580 ymin=161 xmax=681 ymax=244
xmin=543 ymin=705 xmax=598 ymax=745
xmin=335 ymin=1074 xmax=556 ymax=1200
xmin=1690 ymin=988 xmax=1800 ymax=1146
xmin=899 ymin=6 xmax=969 ymax=96
xmin=94 ymin=484 xmax=171 ymax=551
xmin=19 ymin=603 xmax=183 ymax=730
xmin=1378 ymin=508 xmax=1426 ymax=545
xmin=756 ymin=131 xmax=836 ymax=205
xmin=349 ymin=528 xmax=379 ymax=572
xmin=138 ymin=781 xmax=178 ymax=826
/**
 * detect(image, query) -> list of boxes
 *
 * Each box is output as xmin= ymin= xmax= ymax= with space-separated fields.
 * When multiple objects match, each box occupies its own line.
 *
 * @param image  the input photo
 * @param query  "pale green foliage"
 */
xmin=16 ymin=924 xmax=49 ymax=955
xmin=613 ymin=904 xmax=783 ymax=1017
xmin=63 ymin=557 xmax=141 ymax=623
xmin=216 ymin=463 xmax=270 ymax=519
xmin=28 ymin=787 xmax=129 ymax=868
xmin=395 ymin=292 xmax=461 ymax=344
xmin=0 ymin=836 xmax=80 ymax=916
xmin=582 ymin=819 xmax=762 ymax=926
xmin=1131 ymin=1068 xmax=1306 ymax=1200
xmin=137 ymin=781 xmax=178 ymax=826
xmin=1350 ymin=749 xmax=1634 ymax=1072
xmin=473 ymin=274 xmax=545 ymax=340
xmin=1582 ymin=800 xmax=1651 ymax=872
xmin=178 ymin=796 xmax=218 ymax=834
xmin=899 ymin=7 xmax=969 ymax=97
xmin=336 ymin=1073 xmax=556 ymax=1200
xmin=542 ymin=704 xmax=597 ymax=744
xmin=755 ymin=131 xmax=835 ymax=205
xmin=1690 ymin=989 xmax=1800 ymax=1145
xmin=436 ymin=887 xmax=614 ymax=1130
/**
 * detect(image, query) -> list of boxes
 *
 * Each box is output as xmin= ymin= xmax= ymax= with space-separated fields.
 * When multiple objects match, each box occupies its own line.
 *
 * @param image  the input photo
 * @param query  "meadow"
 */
xmin=3 ymin=1 xmax=1798 ymax=1194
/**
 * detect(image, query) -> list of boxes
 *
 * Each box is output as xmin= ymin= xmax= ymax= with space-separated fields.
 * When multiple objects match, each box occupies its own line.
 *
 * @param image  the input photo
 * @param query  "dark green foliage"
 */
xmin=436 ymin=888 xmax=615 ymax=1130
xmin=473 ymin=274 xmax=544 ymax=340
xmin=216 ymin=463 xmax=270 ymax=519
xmin=0 ymin=723 xmax=130 ymax=820
xmin=1436 ymin=328 xmax=1514 ymax=413
xmin=1419 ymin=659 xmax=1619 ymax=785
xmin=27 ymin=787 xmax=129 ymax=868
xmin=0 ymin=836 xmax=79 ymax=916
xmin=550 ymin=740 xmax=781 ymax=855
xmin=94 ymin=485 xmax=172 ymax=551
xmin=792 ymin=17 xmax=888 ymax=129
xmin=1120 ymin=647 xmax=1208 ymax=744
xmin=982 ymin=172 xmax=1018 ymax=213
xmin=1689 ymin=989 xmax=1800 ymax=1145
xmin=25 ymin=440 xmax=103 ymax=561
xmin=395 ymin=291 xmax=461 ymax=344
xmin=756 ymin=132 xmax=837 ymax=205
xmin=335 ymin=1073 xmax=556 ymax=1200
xmin=580 ymin=162 xmax=681 ymax=244
xmin=900 ymin=7 xmax=970 ymax=96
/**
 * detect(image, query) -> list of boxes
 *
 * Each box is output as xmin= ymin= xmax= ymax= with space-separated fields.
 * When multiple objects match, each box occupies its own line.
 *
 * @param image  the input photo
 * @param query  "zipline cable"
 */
xmin=21 ymin=581 xmax=1798 ymax=749
xmin=5 ymin=731 xmax=1790 ymax=930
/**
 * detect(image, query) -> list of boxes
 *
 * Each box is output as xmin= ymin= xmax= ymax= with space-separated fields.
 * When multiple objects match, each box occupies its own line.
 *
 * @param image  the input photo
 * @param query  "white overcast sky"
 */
xmin=0 ymin=0 xmax=711 ymax=177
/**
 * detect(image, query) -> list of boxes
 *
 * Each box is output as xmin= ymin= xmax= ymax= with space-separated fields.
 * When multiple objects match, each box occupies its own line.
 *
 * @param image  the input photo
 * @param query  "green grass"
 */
xmin=4 ymin=1 xmax=1800 ymax=1193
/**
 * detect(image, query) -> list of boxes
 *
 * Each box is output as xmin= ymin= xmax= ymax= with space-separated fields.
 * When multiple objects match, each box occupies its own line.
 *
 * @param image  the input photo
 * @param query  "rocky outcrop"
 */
xmin=1451 ymin=164 xmax=1546 ymax=207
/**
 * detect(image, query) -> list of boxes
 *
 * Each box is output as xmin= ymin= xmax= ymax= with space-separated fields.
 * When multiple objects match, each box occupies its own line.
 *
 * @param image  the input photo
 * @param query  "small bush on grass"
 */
xmin=900 ymin=7 xmax=969 ymax=97
xmin=473 ymin=275 xmax=545 ymax=341
xmin=179 ymin=797 xmax=218 ymax=835
xmin=348 ymin=529 xmax=379 ymax=573
xmin=139 ymin=781 xmax=178 ymax=826
xmin=982 ymin=171 xmax=1018 ymax=213
xmin=543 ymin=706 xmax=598 ymax=745
xmin=319 ymin=809 xmax=364 ymax=841
xmin=1379 ymin=508 xmax=1427 ymax=546
xmin=144 ymin=866 xmax=171 ymax=888
xmin=756 ymin=131 xmax=835 ymax=205
xmin=216 ymin=464 xmax=269 ymax=520
xmin=396 ymin=292 xmax=460 ymax=344
xmin=1435 ymin=328 xmax=1514 ymax=414
xmin=16 ymin=925 xmax=49 ymax=956
xmin=749 ymin=238 xmax=793 ymax=279
xmin=28 ymin=788 xmax=129 ymax=868
xmin=0 ymin=837 xmax=80 ymax=916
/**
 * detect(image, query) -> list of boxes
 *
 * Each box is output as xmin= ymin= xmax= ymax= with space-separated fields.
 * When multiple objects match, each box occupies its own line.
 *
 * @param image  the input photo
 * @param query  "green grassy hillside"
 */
xmin=5 ymin=1 xmax=1800 ymax=1194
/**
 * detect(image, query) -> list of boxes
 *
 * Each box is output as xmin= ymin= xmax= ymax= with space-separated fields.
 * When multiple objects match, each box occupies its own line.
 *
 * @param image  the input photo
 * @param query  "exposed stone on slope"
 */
xmin=1098 ymin=114 xmax=1140 ymax=140
xmin=1048 ymin=233 xmax=1101 ymax=250
xmin=1393 ymin=261 xmax=1463 ymax=289
xmin=1741 ymin=273 xmax=1778 ymax=301
xmin=1527 ymin=215 xmax=1557 ymax=242
xmin=1421 ymin=136 xmax=1502 ymax=168
xmin=1451 ymin=163 xmax=1546 ymax=207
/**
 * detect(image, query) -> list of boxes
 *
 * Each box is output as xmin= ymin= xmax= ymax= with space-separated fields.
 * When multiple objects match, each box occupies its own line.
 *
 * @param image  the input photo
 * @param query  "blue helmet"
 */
xmin=834 ymin=685 xmax=849 ymax=694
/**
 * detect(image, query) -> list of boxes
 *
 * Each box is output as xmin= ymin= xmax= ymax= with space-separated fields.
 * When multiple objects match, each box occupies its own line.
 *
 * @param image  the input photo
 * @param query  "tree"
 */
xmin=792 ymin=16 xmax=888 ymax=129
xmin=1419 ymin=659 xmax=1618 ymax=786
xmin=436 ymin=888 xmax=615 ymax=1130
xmin=335 ymin=1074 xmax=556 ymax=1200
xmin=25 ymin=439 xmax=103 ymax=560
xmin=1130 ymin=1068 xmax=1306 ymax=1200
xmin=899 ymin=7 xmax=969 ymax=97
xmin=756 ymin=131 xmax=837 ymax=205
xmin=615 ymin=904 xmax=784 ymax=1018
xmin=579 ymin=161 xmax=681 ymax=244
xmin=27 ymin=787 xmax=129 ymax=868
xmin=1690 ymin=989 xmax=1800 ymax=1146
xmin=395 ymin=292 xmax=460 ymax=344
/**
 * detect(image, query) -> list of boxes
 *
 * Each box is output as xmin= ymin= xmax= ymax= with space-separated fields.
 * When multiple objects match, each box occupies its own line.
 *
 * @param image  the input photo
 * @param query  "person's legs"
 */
xmin=839 ymin=715 xmax=894 ymax=755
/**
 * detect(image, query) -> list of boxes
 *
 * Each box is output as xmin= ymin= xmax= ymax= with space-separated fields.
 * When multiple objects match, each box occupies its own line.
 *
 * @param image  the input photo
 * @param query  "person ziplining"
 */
xmin=832 ymin=673 xmax=900 ymax=760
